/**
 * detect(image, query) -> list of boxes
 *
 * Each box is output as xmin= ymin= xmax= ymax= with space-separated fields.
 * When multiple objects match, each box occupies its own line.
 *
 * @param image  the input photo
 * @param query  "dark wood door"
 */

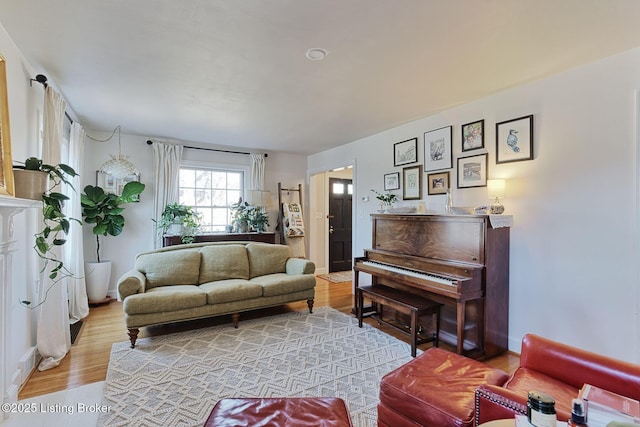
xmin=328 ymin=178 xmax=353 ymax=272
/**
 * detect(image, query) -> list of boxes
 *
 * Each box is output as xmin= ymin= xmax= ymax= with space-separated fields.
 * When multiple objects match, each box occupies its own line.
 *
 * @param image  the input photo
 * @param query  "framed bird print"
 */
xmin=496 ymin=115 xmax=533 ymax=164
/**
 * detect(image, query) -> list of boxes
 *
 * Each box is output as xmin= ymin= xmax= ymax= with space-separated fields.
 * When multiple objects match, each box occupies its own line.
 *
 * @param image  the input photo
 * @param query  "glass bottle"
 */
xmin=445 ymin=188 xmax=453 ymax=213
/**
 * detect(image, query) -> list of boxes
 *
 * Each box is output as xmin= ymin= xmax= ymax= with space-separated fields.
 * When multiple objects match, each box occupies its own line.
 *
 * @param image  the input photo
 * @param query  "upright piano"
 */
xmin=354 ymin=213 xmax=510 ymax=359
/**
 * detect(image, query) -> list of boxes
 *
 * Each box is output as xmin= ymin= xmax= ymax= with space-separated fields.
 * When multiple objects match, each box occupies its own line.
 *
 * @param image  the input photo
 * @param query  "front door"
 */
xmin=328 ymin=178 xmax=353 ymax=272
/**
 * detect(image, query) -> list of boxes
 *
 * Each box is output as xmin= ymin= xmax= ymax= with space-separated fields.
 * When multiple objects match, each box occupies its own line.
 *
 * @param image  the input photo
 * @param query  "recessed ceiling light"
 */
xmin=305 ymin=48 xmax=328 ymax=61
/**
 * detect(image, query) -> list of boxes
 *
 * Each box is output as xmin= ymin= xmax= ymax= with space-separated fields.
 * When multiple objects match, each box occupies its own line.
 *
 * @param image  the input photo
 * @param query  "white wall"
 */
xmin=0 ymin=24 xmax=46 ymax=400
xmin=81 ymin=135 xmax=310 ymax=296
xmin=308 ymin=47 xmax=640 ymax=363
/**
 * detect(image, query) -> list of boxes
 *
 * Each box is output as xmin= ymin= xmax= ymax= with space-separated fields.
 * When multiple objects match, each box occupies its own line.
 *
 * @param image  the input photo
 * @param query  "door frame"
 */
xmin=308 ymin=161 xmax=355 ymax=276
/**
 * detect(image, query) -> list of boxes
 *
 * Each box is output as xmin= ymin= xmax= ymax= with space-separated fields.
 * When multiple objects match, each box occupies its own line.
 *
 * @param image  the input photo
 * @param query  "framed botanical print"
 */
xmin=457 ymin=154 xmax=487 ymax=189
xmin=427 ymin=171 xmax=450 ymax=195
xmin=402 ymin=164 xmax=422 ymax=200
xmin=424 ymin=126 xmax=452 ymax=172
xmin=97 ymin=171 xmax=141 ymax=201
xmin=496 ymin=114 xmax=534 ymax=163
xmin=384 ymin=172 xmax=400 ymax=191
xmin=394 ymin=137 xmax=418 ymax=166
xmin=462 ymin=119 xmax=484 ymax=152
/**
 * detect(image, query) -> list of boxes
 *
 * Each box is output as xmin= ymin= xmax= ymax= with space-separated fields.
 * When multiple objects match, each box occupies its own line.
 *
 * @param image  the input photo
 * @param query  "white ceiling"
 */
xmin=2 ymin=1 xmax=640 ymax=155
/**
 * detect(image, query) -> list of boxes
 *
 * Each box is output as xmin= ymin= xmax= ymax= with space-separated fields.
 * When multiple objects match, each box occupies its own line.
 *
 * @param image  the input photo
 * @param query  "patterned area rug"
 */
xmin=99 ymin=307 xmax=415 ymax=427
xmin=317 ymin=270 xmax=353 ymax=283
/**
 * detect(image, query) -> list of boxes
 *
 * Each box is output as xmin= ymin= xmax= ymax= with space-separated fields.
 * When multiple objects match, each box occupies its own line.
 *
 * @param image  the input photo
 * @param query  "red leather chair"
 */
xmin=475 ymin=334 xmax=640 ymax=425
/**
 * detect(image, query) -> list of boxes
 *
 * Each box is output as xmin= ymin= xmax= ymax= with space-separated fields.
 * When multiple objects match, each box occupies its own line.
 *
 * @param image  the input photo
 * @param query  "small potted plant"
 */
xmin=156 ymin=202 xmax=202 ymax=244
xmin=81 ymin=181 xmax=145 ymax=302
xmin=230 ymin=198 xmax=251 ymax=233
xmin=247 ymin=207 xmax=269 ymax=232
xmin=371 ymin=189 xmax=398 ymax=211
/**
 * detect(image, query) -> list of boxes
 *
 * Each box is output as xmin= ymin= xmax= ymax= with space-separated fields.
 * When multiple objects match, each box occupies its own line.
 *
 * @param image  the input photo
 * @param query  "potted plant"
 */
xmin=13 ymin=156 xmax=77 ymax=200
xmin=156 ymin=202 xmax=201 ymax=244
xmin=247 ymin=207 xmax=269 ymax=232
xmin=15 ymin=157 xmax=79 ymax=288
xmin=81 ymin=181 xmax=145 ymax=303
xmin=230 ymin=199 xmax=251 ymax=233
xmin=371 ymin=189 xmax=398 ymax=211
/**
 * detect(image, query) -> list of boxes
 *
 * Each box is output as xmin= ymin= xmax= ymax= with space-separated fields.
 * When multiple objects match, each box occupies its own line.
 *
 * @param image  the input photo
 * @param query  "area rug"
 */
xmin=317 ymin=270 xmax=353 ymax=283
xmin=99 ymin=307 xmax=415 ymax=427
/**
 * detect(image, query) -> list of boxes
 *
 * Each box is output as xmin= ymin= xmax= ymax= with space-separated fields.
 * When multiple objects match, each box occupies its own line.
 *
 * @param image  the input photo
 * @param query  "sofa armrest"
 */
xmin=117 ymin=269 xmax=146 ymax=300
xmin=475 ymin=384 xmax=528 ymax=426
xmin=285 ymin=258 xmax=316 ymax=275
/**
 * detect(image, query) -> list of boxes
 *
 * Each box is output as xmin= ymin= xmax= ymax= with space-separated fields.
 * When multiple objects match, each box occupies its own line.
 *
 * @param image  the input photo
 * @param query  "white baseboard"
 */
xmin=17 ymin=346 xmax=39 ymax=387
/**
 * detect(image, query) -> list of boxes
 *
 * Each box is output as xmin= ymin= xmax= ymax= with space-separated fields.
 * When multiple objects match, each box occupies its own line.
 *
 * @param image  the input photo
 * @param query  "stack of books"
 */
xmin=579 ymin=384 xmax=640 ymax=426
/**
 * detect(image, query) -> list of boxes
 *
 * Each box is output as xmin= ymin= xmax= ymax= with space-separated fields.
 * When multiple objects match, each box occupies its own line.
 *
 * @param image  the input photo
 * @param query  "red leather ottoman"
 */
xmin=378 ymin=347 xmax=509 ymax=427
xmin=204 ymin=397 xmax=353 ymax=427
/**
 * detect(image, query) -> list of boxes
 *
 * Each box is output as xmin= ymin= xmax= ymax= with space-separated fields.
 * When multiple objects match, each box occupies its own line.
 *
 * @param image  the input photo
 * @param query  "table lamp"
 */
xmin=487 ymin=179 xmax=506 ymax=214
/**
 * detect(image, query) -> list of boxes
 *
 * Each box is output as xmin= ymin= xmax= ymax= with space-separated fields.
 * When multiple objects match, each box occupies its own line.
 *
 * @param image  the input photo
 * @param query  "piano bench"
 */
xmin=356 ymin=285 xmax=442 ymax=357
xmin=378 ymin=347 xmax=509 ymax=427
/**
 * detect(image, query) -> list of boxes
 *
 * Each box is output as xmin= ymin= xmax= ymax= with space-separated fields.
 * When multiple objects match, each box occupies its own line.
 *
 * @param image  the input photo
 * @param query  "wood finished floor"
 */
xmin=19 ymin=277 xmax=520 ymax=400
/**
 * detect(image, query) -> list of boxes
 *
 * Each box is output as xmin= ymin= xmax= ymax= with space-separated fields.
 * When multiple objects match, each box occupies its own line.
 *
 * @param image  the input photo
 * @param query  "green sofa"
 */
xmin=117 ymin=242 xmax=316 ymax=348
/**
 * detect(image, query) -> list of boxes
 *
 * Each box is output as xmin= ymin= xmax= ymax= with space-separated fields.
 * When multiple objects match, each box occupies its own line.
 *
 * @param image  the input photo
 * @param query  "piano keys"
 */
xmin=354 ymin=213 xmax=510 ymax=359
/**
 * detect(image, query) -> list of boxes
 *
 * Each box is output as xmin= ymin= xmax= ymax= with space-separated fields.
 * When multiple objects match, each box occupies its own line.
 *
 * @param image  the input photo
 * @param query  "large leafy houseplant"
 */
xmin=81 ymin=181 xmax=145 ymax=262
xmin=15 ymin=157 xmax=80 ymax=281
xmin=156 ymin=202 xmax=201 ymax=244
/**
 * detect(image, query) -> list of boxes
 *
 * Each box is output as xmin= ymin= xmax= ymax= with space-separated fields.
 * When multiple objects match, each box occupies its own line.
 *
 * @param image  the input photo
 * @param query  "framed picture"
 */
xmin=424 ymin=126 xmax=452 ymax=172
xmin=402 ymin=165 xmax=422 ymax=200
xmin=462 ymin=119 xmax=484 ymax=152
xmin=97 ymin=171 xmax=141 ymax=201
xmin=457 ymin=154 xmax=487 ymax=189
xmin=496 ymin=114 xmax=534 ymax=163
xmin=427 ymin=171 xmax=450 ymax=195
xmin=384 ymin=172 xmax=400 ymax=191
xmin=394 ymin=137 xmax=418 ymax=166
xmin=0 ymin=55 xmax=14 ymax=196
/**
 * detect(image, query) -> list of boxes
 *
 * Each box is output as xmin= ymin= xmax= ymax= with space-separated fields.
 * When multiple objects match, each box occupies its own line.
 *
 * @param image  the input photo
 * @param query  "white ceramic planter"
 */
xmin=85 ymin=260 xmax=112 ymax=303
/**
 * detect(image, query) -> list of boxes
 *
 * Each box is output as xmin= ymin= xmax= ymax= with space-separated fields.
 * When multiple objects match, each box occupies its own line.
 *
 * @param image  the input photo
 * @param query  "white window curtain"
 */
xmin=152 ymin=142 xmax=183 ymax=248
xmin=37 ymin=86 xmax=71 ymax=371
xmin=250 ymin=153 xmax=265 ymax=190
xmin=65 ymin=122 xmax=89 ymax=323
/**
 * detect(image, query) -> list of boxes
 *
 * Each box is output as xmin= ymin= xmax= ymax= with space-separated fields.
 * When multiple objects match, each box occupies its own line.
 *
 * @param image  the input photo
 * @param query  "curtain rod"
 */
xmin=146 ymin=140 xmax=267 ymax=157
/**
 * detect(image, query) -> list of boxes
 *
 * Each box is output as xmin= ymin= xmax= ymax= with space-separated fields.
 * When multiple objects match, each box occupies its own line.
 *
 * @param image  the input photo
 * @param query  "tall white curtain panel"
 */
xmin=152 ymin=142 xmax=183 ymax=248
xmin=250 ymin=153 xmax=265 ymax=190
xmin=66 ymin=122 xmax=89 ymax=323
xmin=37 ymin=86 xmax=71 ymax=371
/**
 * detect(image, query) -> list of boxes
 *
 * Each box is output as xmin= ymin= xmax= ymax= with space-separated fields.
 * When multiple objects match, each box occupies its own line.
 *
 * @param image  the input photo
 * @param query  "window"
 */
xmin=178 ymin=167 xmax=243 ymax=233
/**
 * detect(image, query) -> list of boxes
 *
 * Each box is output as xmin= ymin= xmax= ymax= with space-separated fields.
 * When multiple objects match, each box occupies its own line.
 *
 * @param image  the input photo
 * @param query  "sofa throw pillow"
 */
xmin=246 ymin=243 xmax=291 ymax=279
xmin=199 ymin=245 xmax=250 ymax=283
xmin=136 ymin=250 xmax=201 ymax=289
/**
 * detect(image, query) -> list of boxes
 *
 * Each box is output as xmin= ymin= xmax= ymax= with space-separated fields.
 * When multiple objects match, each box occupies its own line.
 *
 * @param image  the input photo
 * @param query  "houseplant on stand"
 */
xmin=81 ymin=181 xmax=145 ymax=303
xmin=156 ymin=202 xmax=201 ymax=244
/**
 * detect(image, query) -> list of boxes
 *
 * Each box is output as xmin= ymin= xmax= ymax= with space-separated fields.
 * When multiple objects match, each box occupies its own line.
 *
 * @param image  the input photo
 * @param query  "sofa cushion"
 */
xmin=379 ymin=347 xmax=509 ymax=427
xmin=246 ymin=243 xmax=291 ymax=279
xmin=250 ymin=273 xmax=316 ymax=297
xmin=503 ymin=368 xmax=578 ymax=416
xmin=136 ymin=250 xmax=201 ymax=289
xmin=124 ymin=285 xmax=206 ymax=314
xmin=199 ymin=279 xmax=263 ymax=304
xmin=199 ymin=245 xmax=249 ymax=283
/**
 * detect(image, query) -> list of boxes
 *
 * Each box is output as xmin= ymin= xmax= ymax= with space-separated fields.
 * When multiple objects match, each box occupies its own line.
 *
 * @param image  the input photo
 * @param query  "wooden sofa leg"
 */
xmin=307 ymin=299 xmax=314 ymax=313
xmin=128 ymin=328 xmax=139 ymax=349
xmin=232 ymin=313 xmax=240 ymax=328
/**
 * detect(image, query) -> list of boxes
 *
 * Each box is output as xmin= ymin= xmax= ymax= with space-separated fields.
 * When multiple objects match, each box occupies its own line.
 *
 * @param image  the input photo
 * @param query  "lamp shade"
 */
xmin=247 ymin=190 xmax=271 ymax=208
xmin=100 ymin=154 xmax=139 ymax=179
xmin=487 ymin=179 xmax=506 ymax=199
